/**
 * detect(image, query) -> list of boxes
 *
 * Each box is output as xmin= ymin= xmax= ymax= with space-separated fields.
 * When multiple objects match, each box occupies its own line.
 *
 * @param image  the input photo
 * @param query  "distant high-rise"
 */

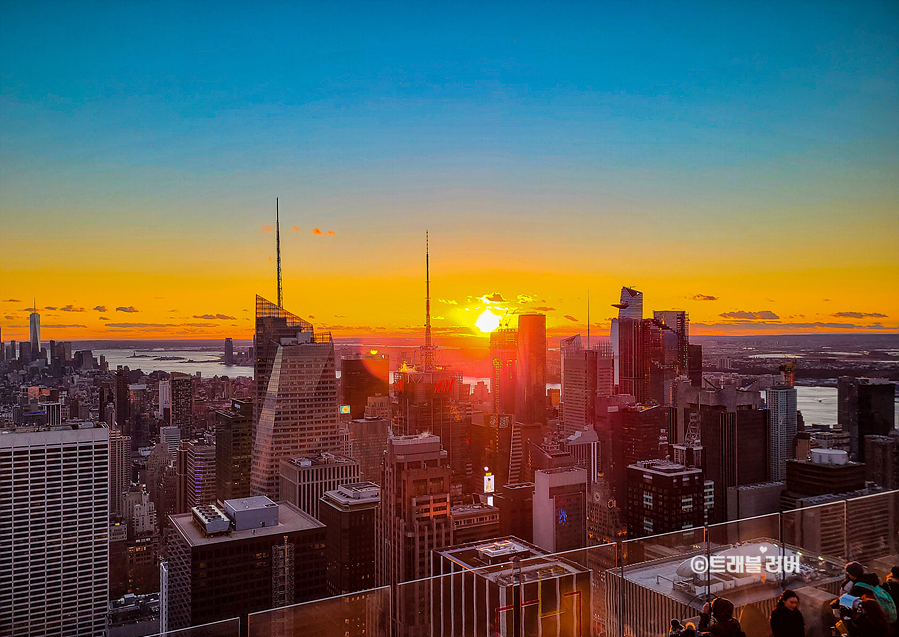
xmin=215 ymin=398 xmax=253 ymax=502
xmin=110 ymin=430 xmax=132 ymax=515
xmin=533 ymin=466 xmax=588 ymax=553
xmin=169 ymin=372 xmax=193 ymax=432
xmin=279 ymin=452 xmax=360 ymax=519
xmin=490 ymin=327 xmax=517 ymax=415
xmin=115 ymin=366 xmax=131 ymax=435
xmin=610 ymin=287 xmax=642 ymax=387
xmin=29 ymin=307 xmax=40 ymax=357
xmin=345 ymin=417 xmax=390 ymax=483
xmin=223 ymin=337 xmax=234 ymax=365
xmin=1 ymin=424 xmax=109 ymax=637
xmin=838 ymin=377 xmax=896 ymax=462
xmin=767 ymin=385 xmax=798 ymax=481
xmin=186 ymin=441 xmax=216 ymax=508
xmin=864 ymin=433 xmax=899 ymax=489
xmin=341 ymin=353 xmax=389 ymax=419
xmin=653 ymin=310 xmax=689 ymax=375
xmin=687 ymin=344 xmax=703 ymax=387
xmin=515 ymin=313 xmax=547 ymax=424
xmin=560 ymin=335 xmax=597 ymax=436
xmin=251 ymin=295 xmax=339 ymax=500
xmin=626 ymin=460 xmax=704 ymax=538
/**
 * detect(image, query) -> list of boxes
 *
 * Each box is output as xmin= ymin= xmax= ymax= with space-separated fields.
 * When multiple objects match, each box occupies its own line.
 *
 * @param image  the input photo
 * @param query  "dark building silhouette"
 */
xmin=223 ymin=337 xmax=234 ymax=365
xmin=116 ymin=366 xmax=131 ymax=435
xmin=341 ymin=354 xmax=389 ymax=419
xmin=345 ymin=417 xmax=390 ymax=484
xmin=838 ymin=376 xmax=896 ymax=462
xmin=450 ymin=502 xmax=501 ymax=545
xmin=320 ymin=482 xmax=380 ymax=596
xmin=169 ymin=372 xmax=193 ymax=433
xmin=215 ymin=398 xmax=253 ymax=502
xmin=165 ymin=497 xmax=326 ymax=631
xmin=516 ymin=313 xmax=547 ymax=424
xmin=490 ymin=328 xmax=517 ymax=416
xmin=494 ymin=482 xmax=535 ymax=543
xmin=865 ymin=433 xmax=899 ymax=489
xmin=687 ymin=344 xmax=703 ymax=387
xmin=697 ymin=405 xmax=770 ymax=523
xmin=626 ymin=460 xmax=704 ymax=538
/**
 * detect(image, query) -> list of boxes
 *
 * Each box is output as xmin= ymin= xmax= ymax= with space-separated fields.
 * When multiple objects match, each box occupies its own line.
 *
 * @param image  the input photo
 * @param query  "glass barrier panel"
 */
xmin=394 ymin=572 xmax=443 ymax=637
xmin=149 ymin=617 xmax=241 ymax=637
xmin=551 ymin=542 xmax=619 ymax=637
xmin=618 ymin=526 xmax=707 ymax=637
xmin=782 ymin=498 xmax=847 ymax=564
xmin=246 ymin=586 xmax=391 ymax=637
xmin=845 ymin=489 xmax=899 ymax=575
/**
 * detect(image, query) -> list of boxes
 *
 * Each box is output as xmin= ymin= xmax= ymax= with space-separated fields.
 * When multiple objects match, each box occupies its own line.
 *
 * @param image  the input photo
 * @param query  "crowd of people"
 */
xmin=668 ymin=563 xmax=899 ymax=637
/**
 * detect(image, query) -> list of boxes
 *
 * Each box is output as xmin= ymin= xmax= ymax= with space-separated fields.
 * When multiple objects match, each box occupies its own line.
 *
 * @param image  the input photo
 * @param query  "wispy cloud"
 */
xmin=563 ymin=315 xmax=578 ymax=321
xmin=99 ymin=317 xmax=109 ymax=321
xmin=60 ymin=304 xmax=85 ymax=312
xmin=533 ymin=306 xmax=555 ymax=311
xmin=831 ymin=312 xmax=888 ymax=319
xmin=481 ymin=293 xmax=506 ymax=303
xmin=291 ymin=225 xmax=300 ymax=231
xmin=311 ymin=228 xmax=336 ymax=236
xmin=262 ymin=225 xmax=273 ymax=232
xmin=719 ymin=310 xmax=779 ymax=320
xmin=93 ymin=305 xmax=107 ymax=312
xmin=3 ymin=299 xmax=21 ymax=303
xmin=106 ymin=322 xmax=175 ymax=328
xmin=43 ymin=324 xmax=87 ymax=328
xmin=517 ymin=294 xmax=534 ymax=304
xmin=312 ymin=228 xmax=322 ymax=235
xmin=116 ymin=306 xmax=139 ymax=313
xmin=45 ymin=306 xmax=57 ymax=311
xmin=438 ymin=299 xmax=458 ymax=305
xmin=192 ymin=313 xmax=237 ymax=320
xmin=691 ymin=294 xmax=718 ymax=301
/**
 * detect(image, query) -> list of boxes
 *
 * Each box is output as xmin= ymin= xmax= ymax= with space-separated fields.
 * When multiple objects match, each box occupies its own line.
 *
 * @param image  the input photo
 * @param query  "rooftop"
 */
xmin=170 ymin=501 xmax=323 ymax=547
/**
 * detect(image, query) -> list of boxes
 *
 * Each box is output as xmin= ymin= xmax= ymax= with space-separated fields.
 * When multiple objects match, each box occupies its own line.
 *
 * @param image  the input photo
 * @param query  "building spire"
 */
xmin=276 ymin=198 xmax=282 ymax=308
xmin=586 ymin=290 xmax=590 ymax=350
xmin=422 ymin=231 xmax=436 ymax=370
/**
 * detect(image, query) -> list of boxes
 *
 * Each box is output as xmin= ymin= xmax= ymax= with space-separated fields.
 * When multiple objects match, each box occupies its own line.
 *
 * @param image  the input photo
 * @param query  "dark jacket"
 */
xmin=770 ymin=605 xmax=805 ymax=637
xmin=698 ymin=614 xmax=746 ymax=637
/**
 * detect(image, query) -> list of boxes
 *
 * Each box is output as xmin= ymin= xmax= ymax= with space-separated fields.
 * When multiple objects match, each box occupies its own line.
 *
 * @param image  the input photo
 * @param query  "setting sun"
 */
xmin=475 ymin=309 xmax=502 ymax=333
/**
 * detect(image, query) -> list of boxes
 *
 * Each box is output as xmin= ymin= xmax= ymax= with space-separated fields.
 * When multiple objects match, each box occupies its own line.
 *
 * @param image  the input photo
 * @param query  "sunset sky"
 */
xmin=2 ymin=1 xmax=897 ymax=342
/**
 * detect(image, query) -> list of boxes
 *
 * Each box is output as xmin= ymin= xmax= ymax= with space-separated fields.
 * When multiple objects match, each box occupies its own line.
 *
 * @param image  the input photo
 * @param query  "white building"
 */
xmin=0 ymin=424 xmax=110 ymax=637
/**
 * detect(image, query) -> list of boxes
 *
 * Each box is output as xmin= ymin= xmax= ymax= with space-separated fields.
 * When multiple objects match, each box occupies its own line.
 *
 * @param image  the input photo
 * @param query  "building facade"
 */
xmin=215 ymin=398 xmax=252 ymax=502
xmin=280 ymin=452 xmax=360 ymax=519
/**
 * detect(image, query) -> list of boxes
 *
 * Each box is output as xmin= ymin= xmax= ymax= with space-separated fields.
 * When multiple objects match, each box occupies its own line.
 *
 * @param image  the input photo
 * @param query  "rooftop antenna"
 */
xmin=586 ymin=290 xmax=590 ymax=350
xmin=276 ymin=198 xmax=282 ymax=308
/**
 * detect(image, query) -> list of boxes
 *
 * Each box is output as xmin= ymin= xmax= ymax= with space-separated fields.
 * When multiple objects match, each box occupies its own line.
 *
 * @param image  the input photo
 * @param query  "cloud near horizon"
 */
xmin=691 ymin=294 xmax=718 ymax=301
xmin=45 ymin=306 xmax=57 ymax=310
xmin=720 ymin=310 xmax=779 ymax=320
xmin=438 ymin=299 xmax=458 ymax=305
xmin=262 ymin=225 xmax=273 ymax=232
xmin=533 ymin=306 xmax=555 ymax=311
xmin=563 ymin=315 xmax=578 ymax=321
xmin=60 ymin=304 xmax=85 ymax=312
xmin=3 ymin=299 xmax=21 ymax=303
xmin=831 ymin=312 xmax=888 ymax=319
xmin=116 ymin=306 xmax=139 ymax=313
xmin=482 ymin=293 xmax=506 ymax=303
xmin=93 ymin=306 xmax=107 ymax=312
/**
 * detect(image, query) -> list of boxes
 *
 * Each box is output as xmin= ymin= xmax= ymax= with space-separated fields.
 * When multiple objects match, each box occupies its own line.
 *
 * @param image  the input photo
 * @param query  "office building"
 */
xmin=865 ymin=433 xmax=899 ymax=489
xmin=494 ymin=482 xmax=534 ymax=543
xmin=116 ymin=367 xmax=131 ymax=435
xmin=783 ymin=449 xmax=866 ymax=502
xmin=767 ymin=384 xmax=798 ymax=481
xmin=169 ymin=372 xmax=193 ymax=432
xmin=345 ymin=417 xmax=389 ymax=483
xmin=490 ymin=327 xmax=518 ymax=415
xmin=560 ymin=334 xmax=596 ymax=435
xmin=432 ymin=537 xmax=592 ymax=637
xmin=0 ymin=424 xmax=109 ymax=637
xmin=159 ymin=426 xmax=180 ymax=462
xmin=687 ymin=344 xmax=703 ymax=387
xmin=377 ymin=434 xmax=452 ymax=586
xmin=450 ymin=502 xmax=501 ymax=545
xmin=110 ymin=429 xmax=132 ymax=515
xmin=341 ymin=353 xmax=389 ymax=419
xmin=319 ymin=482 xmax=380 ymax=595
xmin=280 ymin=452 xmax=360 ymax=519
xmin=215 ymin=398 xmax=252 ymax=502
xmin=653 ymin=310 xmax=689 ymax=375
xmin=186 ymin=441 xmax=216 ymax=509
xmin=29 ymin=308 xmax=41 ymax=357
xmin=611 ymin=286 xmax=642 ymax=386
xmin=158 ymin=380 xmax=171 ymax=421
xmin=252 ymin=295 xmax=339 ymax=500
xmin=165 ymin=496 xmax=326 ymax=630
xmin=626 ymin=460 xmax=704 ymax=538
xmin=838 ymin=377 xmax=896 ymax=462
xmin=533 ymin=466 xmax=587 ymax=553
xmin=515 ymin=313 xmax=547 ymax=424
xmin=223 ymin=337 xmax=234 ymax=365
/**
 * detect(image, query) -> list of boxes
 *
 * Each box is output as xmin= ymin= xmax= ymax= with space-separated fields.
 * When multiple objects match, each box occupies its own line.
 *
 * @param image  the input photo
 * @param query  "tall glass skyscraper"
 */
xmin=251 ymin=295 xmax=338 ymax=499
xmin=29 ymin=309 xmax=40 ymax=358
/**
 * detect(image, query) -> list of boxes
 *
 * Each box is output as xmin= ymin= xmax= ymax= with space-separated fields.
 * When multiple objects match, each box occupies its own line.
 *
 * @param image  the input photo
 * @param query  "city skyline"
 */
xmin=2 ymin=1 xmax=898 ymax=341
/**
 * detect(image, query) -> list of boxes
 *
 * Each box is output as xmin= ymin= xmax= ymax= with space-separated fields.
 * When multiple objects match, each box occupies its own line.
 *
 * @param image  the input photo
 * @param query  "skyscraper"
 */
xmin=186 ymin=441 xmax=216 ymax=508
xmin=515 ymin=313 xmax=547 ymax=424
xmin=560 ymin=335 xmax=597 ymax=436
xmin=767 ymin=384 xmax=798 ymax=481
xmin=223 ymin=337 xmax=234 ymax=365
xmin=653 ymin=310 xmax=689 ymax=375
xmin=215 ymin=398 xmax=253 ymax=502
xmin=341 ymin=353 xmax=389 ymax=418
xmin=29 ymin=306 xmax=40 ymax=358
xmin=838 ymin=377 xmax=896 ymax=462
xmin=610 ymin=287 xmax=642 ymax=387
xmin=109 ymin=429 xmax=132 ymax=515
xmin=0 ymin=424 xmax=109 ymax=637
xmin=251 ymin=295 xmax=339 ymax=499
xmin=490 ymin=327 xmax=517 ymax=415
xmin=320 ymin=482 xmax=380 ymax=596
xmin=169 ymin=372 xmax=193 ymax=432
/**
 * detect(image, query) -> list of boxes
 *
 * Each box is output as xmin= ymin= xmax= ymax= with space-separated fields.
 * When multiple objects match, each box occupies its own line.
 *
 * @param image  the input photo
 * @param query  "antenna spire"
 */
xmin=587 ymin=290 xmax=590 ymax=350
xmin=276 ymin=198 xmax=282 ymax=308
xmin=422 ymin=231 xmax=436 ymax=370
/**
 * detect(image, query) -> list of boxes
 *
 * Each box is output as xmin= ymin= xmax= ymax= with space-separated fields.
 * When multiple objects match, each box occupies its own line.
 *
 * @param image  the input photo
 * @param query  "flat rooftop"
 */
xmin=170 ymin=501 xmax=323 ymax=547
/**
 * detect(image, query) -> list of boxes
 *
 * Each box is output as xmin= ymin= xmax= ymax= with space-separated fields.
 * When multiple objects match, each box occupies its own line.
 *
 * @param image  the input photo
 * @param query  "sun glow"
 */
xmin=475 ymin=309 xmax=502 ymax=333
